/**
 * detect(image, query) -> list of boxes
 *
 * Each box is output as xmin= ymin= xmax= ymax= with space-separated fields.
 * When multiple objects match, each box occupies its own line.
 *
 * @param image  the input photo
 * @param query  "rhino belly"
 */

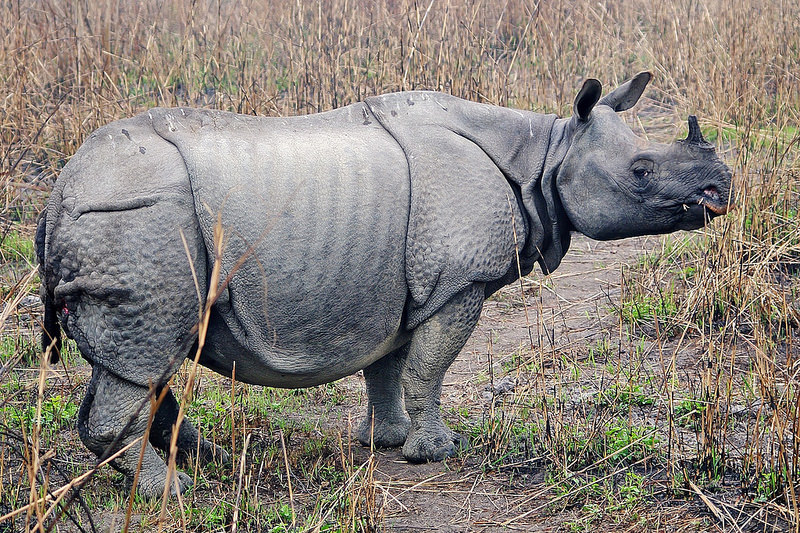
xmin=182 ymin=112 xmax=412 ymax=387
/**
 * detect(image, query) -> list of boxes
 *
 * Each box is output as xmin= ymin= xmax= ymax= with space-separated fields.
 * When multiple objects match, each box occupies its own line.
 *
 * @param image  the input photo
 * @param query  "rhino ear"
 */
xmin=574 ymin=79 xmax=602 ymax=122
xmin=598 ymin=71 xmax=652 ymax=112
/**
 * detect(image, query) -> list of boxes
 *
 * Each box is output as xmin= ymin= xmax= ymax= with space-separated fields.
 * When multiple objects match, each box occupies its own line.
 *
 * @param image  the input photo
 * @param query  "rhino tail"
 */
xmin=36 ymin=209 xmax=61 ymax=363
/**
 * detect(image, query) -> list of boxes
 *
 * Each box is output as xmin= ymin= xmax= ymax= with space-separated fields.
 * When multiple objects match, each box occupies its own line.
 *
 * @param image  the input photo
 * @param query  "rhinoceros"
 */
xmin=36 ymin=72 xmax=732 ymax=496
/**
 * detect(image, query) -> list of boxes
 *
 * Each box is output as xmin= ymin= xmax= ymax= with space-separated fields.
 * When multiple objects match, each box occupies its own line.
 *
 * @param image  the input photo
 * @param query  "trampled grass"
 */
xmin=1 ymin=0 xmax=798 ymax=531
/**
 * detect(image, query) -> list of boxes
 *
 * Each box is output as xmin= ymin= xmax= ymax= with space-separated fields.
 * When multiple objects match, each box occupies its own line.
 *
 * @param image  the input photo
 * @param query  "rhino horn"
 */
xmin=681 ymin=115 xmax=715 ymax=150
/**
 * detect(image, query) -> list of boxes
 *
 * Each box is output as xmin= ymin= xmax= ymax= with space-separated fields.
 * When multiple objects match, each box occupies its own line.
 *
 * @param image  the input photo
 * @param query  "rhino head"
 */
xmin=557 ymin=72 xmax=733 ymax=240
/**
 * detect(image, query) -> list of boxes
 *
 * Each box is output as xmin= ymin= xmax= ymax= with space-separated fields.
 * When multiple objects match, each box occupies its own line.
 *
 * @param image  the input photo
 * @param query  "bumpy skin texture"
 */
xmin=38 ymin=72 xmax=733 ymax=496
xmin=41 ymin=114 xmax=206 ymax=387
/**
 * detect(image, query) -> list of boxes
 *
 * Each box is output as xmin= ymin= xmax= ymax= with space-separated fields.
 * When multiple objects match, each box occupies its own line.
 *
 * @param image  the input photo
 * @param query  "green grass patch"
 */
xmin=596 ymin=383 xmax=656 ymax=408
xmin=620 ymin=288 xmax=679 ymax=325
xmin=0 ymin=229 xmax=35 ymax=265
xmin=1 ymin=394 xmax=78 ymax=436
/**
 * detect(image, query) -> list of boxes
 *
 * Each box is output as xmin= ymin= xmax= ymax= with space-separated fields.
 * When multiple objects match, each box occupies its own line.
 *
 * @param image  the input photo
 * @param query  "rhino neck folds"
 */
xmin=508 ymin=117 xmax=574 ymax=276
xmin=539 ymin=119 xmax=576 ymax=274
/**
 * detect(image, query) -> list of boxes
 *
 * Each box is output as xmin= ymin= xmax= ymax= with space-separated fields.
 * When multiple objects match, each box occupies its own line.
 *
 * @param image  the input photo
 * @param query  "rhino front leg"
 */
xmin=77 ymin=367 xmax=192 ymax=497
xmin=358 ymin=345 xmax=411 ymax=448
xmin=401 ymin=284 xmax=484 ymax=462
xmin=149 ymin=386 xmax=231 ymax=466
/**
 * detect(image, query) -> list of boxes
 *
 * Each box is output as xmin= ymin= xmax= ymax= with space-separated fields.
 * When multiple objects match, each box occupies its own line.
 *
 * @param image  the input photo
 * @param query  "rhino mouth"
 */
xmin=695 ymin=185 xmax=732 ymax=215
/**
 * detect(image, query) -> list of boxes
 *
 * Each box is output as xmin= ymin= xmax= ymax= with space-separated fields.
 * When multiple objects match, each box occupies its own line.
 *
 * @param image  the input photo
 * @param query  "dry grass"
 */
xmin=1 ymin=0 xmax=799 ymax=531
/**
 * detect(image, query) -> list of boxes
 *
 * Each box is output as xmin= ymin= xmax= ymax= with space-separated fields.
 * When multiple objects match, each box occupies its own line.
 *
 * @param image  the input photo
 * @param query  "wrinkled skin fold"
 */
xmin=37 ymin=72 xmax=732 ymax=497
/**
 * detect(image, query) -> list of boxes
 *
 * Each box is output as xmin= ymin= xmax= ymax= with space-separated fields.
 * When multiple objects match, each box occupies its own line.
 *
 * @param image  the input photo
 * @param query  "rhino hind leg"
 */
xmin=78 ymin=367 xmax=192 ymax=497
xmin=149 ymin=386 xmax=231 ymax=466
xmin=401 ymin=284 xmax=484 ymax=463
xmin=358 ymin=345 xmax=412 ymax=448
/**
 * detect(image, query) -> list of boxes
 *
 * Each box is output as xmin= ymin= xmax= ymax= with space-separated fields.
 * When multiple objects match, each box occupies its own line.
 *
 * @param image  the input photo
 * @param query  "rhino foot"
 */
xmin=135 ymin=468 xmax=193 ymax=499
xmin=402 ymin=424 xmax=467 ymax=463
xmin=357 ymin=414 xmax=411 ymax=448
xmin=148 ymin=386 xmax=232 ymax=467
xmin=156 ymin=431 xmax=231 ymax=469
xmin=187 ymin=439 xmax=231 ymax=466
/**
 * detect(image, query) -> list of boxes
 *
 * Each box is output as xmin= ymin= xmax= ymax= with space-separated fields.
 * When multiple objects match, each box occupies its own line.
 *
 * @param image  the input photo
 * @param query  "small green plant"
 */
xmin=187 ymin=500 xmax=230 ymax=529
xmin=190 ymin=395 xmax=231 ymax=432
xmin=674 ymin=398 xmax=706 ymax=429
xmin=2 ymin=394 xmax=78 ymax=436
xmin=681 ymin=265 xmax=697 ymax=280
xmin=621 ymin=290 xmax=678 ymax=325
xmin=596 ymin=383 xmax=655 ymax=408
xmin=617 ymin=471 xmax=647 ymax=507
xmin=0 ymin=335 xmax=38 ymax=365
xmin=602 ymin=423 xmax=658 ymax=464
xmin=555 ymin=469 xmax=650 ymax=532
xmin=546 ymin=418 xmax=659 ymax=474
xmin=587 ymin=338 xmax=613 ymax=362
xmin=754 ymin=468 xmax=787 ymax=503
xmin=265 ymin=502 xmax=295 ymax=528
xmin=0 ymin=230 xmax=35 ymax=264
xmin=501 ymin=346 xmax=539 ymax=372
xmin=699 ymin=446 xmax=726 ymax=485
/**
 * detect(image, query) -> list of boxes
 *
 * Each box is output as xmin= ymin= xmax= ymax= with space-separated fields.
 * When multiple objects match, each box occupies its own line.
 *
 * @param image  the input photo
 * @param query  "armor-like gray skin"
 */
xmin=37 ymin=72 xmax=732 ymax=496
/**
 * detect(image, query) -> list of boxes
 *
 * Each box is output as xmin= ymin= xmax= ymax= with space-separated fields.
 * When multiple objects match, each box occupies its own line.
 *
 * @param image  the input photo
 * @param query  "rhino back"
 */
xmin=149 ymin=106 xmax=411 ymax=386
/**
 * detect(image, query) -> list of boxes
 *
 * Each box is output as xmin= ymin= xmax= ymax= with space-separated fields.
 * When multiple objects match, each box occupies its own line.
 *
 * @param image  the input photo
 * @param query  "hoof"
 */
xmin=198 ymin=440 xmax=232 ymax=466
xmin=177 ymin=439 xmax=231 ymax=467
xmin=171 ymin=471 xmax=194 ymax=495
xmin=136 ymin=469 xmax=193 ymax=499
xmin=357 ymin=415 xmax=411 ymax=448
xmin=402 ymin=427 xmax=467 ymax=463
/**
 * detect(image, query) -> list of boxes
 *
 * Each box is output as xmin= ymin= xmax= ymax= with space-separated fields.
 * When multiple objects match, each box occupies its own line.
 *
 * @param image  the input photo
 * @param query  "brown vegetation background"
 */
xmin=1 ymin=0 xmax=798 ymax=531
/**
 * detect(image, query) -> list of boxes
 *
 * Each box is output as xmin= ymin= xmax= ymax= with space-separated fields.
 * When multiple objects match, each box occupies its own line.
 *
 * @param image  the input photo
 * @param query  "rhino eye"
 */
xmin=631 ymin=159 xmax=654 ymax=180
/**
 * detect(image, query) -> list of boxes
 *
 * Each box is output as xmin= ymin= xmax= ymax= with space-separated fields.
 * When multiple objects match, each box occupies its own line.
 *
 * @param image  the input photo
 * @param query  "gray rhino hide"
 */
xmin=148 ymin=94 xmax=566 ymax=377
xmin=148 ymin=105 xmax=407 ymax=382
xmin=363 ymin=92 xmax=568 ymax=326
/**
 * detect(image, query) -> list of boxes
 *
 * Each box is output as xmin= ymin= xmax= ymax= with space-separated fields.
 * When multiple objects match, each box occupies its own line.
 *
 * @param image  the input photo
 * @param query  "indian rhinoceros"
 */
xmin=36 ymin=72 xmax=732 ymax=497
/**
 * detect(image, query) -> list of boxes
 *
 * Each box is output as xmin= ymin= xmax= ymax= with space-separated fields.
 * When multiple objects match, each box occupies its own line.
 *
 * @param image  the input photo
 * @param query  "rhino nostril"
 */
xmin=703 ymin=186 xmax=720 ymax=202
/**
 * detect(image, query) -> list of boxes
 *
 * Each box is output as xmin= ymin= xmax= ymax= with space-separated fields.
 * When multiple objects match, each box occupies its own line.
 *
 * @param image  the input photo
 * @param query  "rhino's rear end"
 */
xmin=38 ymin=113 xmax=207 ymax=386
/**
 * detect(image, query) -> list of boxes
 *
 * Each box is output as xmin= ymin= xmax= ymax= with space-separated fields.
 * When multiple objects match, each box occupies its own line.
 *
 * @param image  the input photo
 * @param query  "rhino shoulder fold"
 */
xmin=365 ymin=93 xmax=557 ymax=327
